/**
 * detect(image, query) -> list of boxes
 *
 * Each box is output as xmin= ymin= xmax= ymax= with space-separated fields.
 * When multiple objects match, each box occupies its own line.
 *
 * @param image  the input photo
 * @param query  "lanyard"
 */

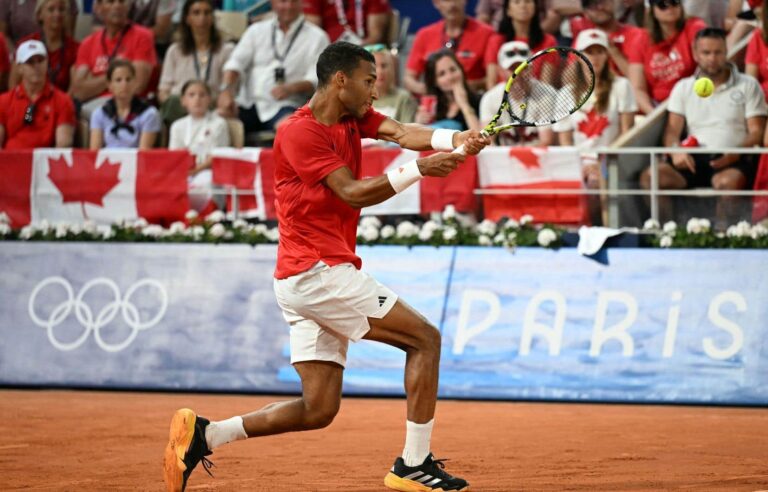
xmin=271 ymin=19 xmax=304 ymax=63
xmin=40 ymin=32 xmax=66 ymax=85
xmin=100 ymin=24 xmax=130 ymax=62
xmin=334 ymin=0 xmax=364 ymax=37
xmin=192 ymin=49 xmax=212 ymax=82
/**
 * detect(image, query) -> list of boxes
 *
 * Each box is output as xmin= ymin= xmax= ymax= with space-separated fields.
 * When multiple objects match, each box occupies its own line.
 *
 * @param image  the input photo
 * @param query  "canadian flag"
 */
xmin=0 ymin=149 xmax=191 ymax=228
xmin=211 ymin=147 xmax=274 ymax=220
xmin=477 ymin=146 xmax=585 ymax=224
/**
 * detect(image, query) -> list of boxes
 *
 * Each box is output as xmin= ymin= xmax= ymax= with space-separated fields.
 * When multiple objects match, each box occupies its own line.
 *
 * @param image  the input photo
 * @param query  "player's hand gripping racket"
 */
xmin=454 ymin=46 xmax=595 ymax=155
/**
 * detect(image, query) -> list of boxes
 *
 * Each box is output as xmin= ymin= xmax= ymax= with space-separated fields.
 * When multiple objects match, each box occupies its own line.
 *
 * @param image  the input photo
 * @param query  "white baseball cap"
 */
xmin=574 ymin=29 xmax=609 ymax=52
xmin=16 ymin=40 xmax=48 ymax=64
xmin=498 ymin=41 xmax=530 ymax=70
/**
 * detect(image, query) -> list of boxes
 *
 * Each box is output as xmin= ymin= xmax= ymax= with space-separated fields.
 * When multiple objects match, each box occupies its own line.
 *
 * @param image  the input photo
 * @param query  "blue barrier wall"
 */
xmin=1 ymin=243 xmax=766 ymax=404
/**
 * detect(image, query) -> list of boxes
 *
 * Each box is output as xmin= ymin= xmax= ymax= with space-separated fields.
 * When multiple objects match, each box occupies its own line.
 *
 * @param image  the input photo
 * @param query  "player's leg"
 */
xmin=365 ymin=300 xmax=469 ymax=492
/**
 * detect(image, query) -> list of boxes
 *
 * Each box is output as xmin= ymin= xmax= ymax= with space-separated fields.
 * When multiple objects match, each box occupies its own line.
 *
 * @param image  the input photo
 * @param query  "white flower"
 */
xmin=266 ymin=227 xmax=280 ymax=242
xmin=660 ymin=235 xmax=673 ymax=248
xmin=421 ymin=220 xmax=440 ymax=233
xmin=0 ymin=212 xmax=10 ymax=224
xmin=233 ymin=219 xmax=248 ymax=229
xmin=643 ymin=218 xmax=660 ymax=230
xmin=442 ymin=204 xmax=457 ymax=221
xmin=442 ymin=226 xmax=457 ymax=241
xmin=252 ymin=223 xmax=269 ymax=235
xmin=686 ymin=218 xmax=710 ymax=234
xmin=184 ymin=210 xmax=199 ymax=221
xmin=520 ymin=214 xmax=533 ymax=225
xmin=224 ymin=231 xmax=234 ymax=240
xmin=478 ymin=234 xmax=492 ymax=246
xmin=0 ymin=223 xmax=11 ymax=236
xmin=396 ymin=221 xmax=418 ymax=238
xmin=537 ymin=228 xmax=557 ymax=247
xmin=134 ymin=218 xmax=149 ymax=229
xmin=362 ymin=225 xmax=379 ymax=242
xmin=38 ymin=219 xmax=51 ymax=233
xmin=82 ymin=220 xmax=97 ymax=234
xmin=698 ymin=218 xmax=711 ymax=232
xmin=205 ymin=210 xmax=225 ymax=223
xmin=360 ymin=216 xmax=382 ymax=229
xmin=418 ymin=227 xmax=434 ymax=241
xmin=727 ymin=221 xmax=751 ymax=238
xmin=751 ymin=223 xmax=767 ymax=238
xmin=662 ymin=221 xmax=677 ymax=234
xmin=190 ymin=225 xmax=205 ymax=239
xmin=493 ymin=232 xmax=506 ymax=245
xmin=68 ymin=223 xmax=82 ymax=235
xmin=97 ymin=225 xmax=114 ymax=240
xmin=169 ymin=221 xmax=186 ymax=234
xmin=476 ymin=219 xmax=497 ymax=236
xmin=142 ymin=224 xmax=164 ymax=237
xmin=380 ymin=224 xmax=395 ymax=239
xmin=20 ymin=225 xmax=35 ymax=240
xmin=209 ymin=223 xmax=226 ymax=238
xmin=55 ymin=223 xmax=68 ymax=238
xmin=503 ymin=219 xmax=519 ymax=231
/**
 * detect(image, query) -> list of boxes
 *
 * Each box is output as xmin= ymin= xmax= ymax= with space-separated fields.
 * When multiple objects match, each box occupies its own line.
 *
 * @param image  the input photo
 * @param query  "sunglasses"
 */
xmin=23 ymin=103 xmax=36 ymax=125
xmin=652 ymin=0 xmax=681 ymax=9
xmin=364 ymin=43 xmax=388 ymax=54
xmin=505 ymin=48 xmax=530 ymax=58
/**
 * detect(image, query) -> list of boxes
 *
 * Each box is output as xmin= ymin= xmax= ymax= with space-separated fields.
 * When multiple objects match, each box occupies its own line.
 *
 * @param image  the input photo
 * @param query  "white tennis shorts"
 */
xmin=273 ymin=261 xmax=398 ymax=367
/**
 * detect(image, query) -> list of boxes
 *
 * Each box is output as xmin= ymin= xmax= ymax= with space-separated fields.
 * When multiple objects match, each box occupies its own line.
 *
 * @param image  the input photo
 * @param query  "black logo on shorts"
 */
xmin=378 ymin=296 xmax=387 ymax=307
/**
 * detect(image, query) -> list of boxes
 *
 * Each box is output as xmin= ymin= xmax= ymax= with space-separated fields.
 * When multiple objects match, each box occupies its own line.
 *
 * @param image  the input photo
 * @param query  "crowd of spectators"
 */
xmin=0 ymin=0 xmax=767 ymax=226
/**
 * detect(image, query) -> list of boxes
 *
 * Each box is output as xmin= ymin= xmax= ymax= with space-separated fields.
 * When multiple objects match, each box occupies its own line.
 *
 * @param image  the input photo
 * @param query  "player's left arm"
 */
xmin=375 ymin=117 xmax=490 ymax=155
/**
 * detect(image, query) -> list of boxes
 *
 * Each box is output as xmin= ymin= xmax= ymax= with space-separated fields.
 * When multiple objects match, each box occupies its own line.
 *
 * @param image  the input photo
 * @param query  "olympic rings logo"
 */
xmin=28 ymin=277 xmax=168 ymax=352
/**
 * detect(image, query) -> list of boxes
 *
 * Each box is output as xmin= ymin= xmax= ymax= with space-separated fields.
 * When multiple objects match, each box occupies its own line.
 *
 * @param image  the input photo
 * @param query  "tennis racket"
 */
xmin=454 ymin=46 xmax=595 ymax=154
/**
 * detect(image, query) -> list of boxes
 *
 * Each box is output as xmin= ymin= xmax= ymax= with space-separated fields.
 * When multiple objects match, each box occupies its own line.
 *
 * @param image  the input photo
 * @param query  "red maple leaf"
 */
xmin=577 ymin=110 xmax=610 ymax=138
xmin=509 ymin=148 xmax=541 ymax=170
xmin=47 ymin=152 xmax=121 ymax=219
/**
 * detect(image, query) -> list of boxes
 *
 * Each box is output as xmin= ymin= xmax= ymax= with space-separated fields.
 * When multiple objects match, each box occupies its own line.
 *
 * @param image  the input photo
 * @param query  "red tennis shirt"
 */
xmin=0 ymin=82 xmax=76 ymax=150
xmin=273 ymin=105 xmax=387 ymax=279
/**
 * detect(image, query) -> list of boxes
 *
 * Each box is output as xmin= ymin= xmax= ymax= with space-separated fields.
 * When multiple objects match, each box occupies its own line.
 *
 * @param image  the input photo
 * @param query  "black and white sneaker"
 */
xmin=384 ymin=453 xmax=470 ymax=491
xmin=163 ymin=408 xmax=215 ymax=492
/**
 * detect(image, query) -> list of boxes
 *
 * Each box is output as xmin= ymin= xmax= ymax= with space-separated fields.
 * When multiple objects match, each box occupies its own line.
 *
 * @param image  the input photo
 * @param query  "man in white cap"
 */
xmin=0 ymin=40 xmax=75 ymax=149
xmin=478 ymin=40 xmax=554 ymax=146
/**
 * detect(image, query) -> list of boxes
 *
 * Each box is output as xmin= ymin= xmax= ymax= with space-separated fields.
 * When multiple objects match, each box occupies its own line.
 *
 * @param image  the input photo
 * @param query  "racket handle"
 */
xmin=451 ymin=130 xmax=490 ymax=156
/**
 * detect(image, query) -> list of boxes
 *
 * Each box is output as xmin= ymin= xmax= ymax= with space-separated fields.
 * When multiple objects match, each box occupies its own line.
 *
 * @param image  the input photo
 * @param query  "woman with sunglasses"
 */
xmin=417 ymin=49 xmax=482 ymax=133
xmin=158 ymin=0 xmax=234 ymax=126
xmin=627 ymin=0 xmax=706 ymax=114
xmin=10 ymin=0 xmax=79 ymax=93
xmin=483 ymin=0 xmax=557 ymax=90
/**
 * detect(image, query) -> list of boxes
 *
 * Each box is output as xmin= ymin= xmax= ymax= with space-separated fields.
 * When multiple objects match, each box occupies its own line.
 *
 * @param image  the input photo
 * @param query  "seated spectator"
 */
xmin=169 ymin=80 xmax=230 ymax=211
xmin=90 ymin=59 xmax=161 ymax=149
xmin=415 ymin=49 xmax=482 ymax=132
xmin=484 ymin=0 xmax=557 ymax=89
xmin=71 ymin=0 xmax=158 ymax=119
xmin=404 ymin=0 xmax=496 ymax=95
xmin=0 ymin=34 xmax=9 ymax=93
xmin=303 ymin=0 xmax=391 ymax=45
xmin=641 ymin=28 xmax=767 ymax=225
xmin=11 ymin=0 xmax=80 ymax=93
xmin=746 ymin=2 xmax=768 ymax=100
xmin=627 ymin=0 xmax=706 ymax=114
xmin=0 ymin=40 xmax=75 ymax=149
xmin=554 ymin=29 xmax=637 ymax=224
xmin=218 ymin=0 xmax=329 ymax=134
xmin=93 ymin=0 xmax=177 ymax=49
xmin=569 ymin=0 xmax=645 ymax=76
xmin=0 ymin=0 xmax=78 ymax=43
xmin=159 ymin=0 xmax=234 ymax=125
xmin=366 ymin=44 xmax=417 ymax=123
xmin=480 ymin=40 xmax=554 ymax=145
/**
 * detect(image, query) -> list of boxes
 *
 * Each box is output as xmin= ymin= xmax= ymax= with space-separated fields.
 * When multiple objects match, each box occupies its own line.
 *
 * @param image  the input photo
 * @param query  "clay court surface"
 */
xmin=2 ymin=390 xmax=767 ymax=491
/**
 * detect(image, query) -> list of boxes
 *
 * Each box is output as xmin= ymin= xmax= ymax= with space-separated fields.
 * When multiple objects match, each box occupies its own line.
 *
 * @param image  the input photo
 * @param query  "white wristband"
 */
xmin=387 ymin=160 xmax=423 ymax=194
xmin=431 ymin=129 xmax=458 ymax=151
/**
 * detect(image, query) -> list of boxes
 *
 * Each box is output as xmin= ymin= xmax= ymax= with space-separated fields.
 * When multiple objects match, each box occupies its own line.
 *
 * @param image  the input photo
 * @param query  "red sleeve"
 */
xmin=0 ymin=94 xmax=8 ymax=127
xmin=75 ymin=34 xmax=95 ymax=68
xmin=55 ymin=91 xmax=76 ymax=127
xmin=406 ymin=29 xmax=428 ymax=74
xmin=281 ymin=120 xmax=348 ymax=185
xmin=685 ymin=17 xmax=707 ymax=41
xmin=367 ymin=0 xmax=391 ymax=14
xmin=746 ymin=30 xmax=763 ymax=65
xmin=131 ymin=28 xmax=158 ymax=64
xmin=302 ymin=0 xmax=322 ymax=16
xmin=484 ymin=34 xmax=504 ymax=66
xmin=0 ymin=36 xmax=9 ymax=73
xmin=542 ymin=33 xmax=557 ymax=49
xmin=627 ymin=29 xmax=650 ymax=64
xmin=358 ymin=108 xmax=387 ymax=139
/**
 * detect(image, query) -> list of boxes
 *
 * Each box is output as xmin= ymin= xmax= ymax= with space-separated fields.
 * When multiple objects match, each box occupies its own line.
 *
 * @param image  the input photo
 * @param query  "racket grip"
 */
xmin=451 ymin=130 xmax=490 ymax=156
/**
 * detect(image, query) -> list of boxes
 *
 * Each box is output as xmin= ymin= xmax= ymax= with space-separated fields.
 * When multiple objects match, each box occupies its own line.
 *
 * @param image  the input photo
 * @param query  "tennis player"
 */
xmin=163 ymin=41 xmax=490 ymax=492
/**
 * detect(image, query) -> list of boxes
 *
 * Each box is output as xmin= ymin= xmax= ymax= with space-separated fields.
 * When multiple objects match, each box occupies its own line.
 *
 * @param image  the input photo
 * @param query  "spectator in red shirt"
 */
xmin=71 ymin=0 xmax=158 ymax=119
xmin=404 ymin=0 xmax=497 ymax=95
xmin=627 ymin=0 xmax=706 ymax=114
xmin=303 ymin=0 xmax=391 ymax=45
xmin=10 ymin=0 xmax=80 ymax=93
xmin=0 ymin=40 xmax=75 ymax=149
xmin=746 ymin=3 xmax=768 ymax=101
xmin=484 ymin=0 xmax=557 ymax=89
xmin=569 ymin=0 xmax=645 ymax=76
xmin=0 ymin=33 xmax=9 ymax=93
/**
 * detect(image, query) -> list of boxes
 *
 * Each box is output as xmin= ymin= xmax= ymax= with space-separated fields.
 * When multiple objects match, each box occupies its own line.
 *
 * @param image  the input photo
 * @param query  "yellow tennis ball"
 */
xmin=694 ymin=77 xmax=714 ymax=98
